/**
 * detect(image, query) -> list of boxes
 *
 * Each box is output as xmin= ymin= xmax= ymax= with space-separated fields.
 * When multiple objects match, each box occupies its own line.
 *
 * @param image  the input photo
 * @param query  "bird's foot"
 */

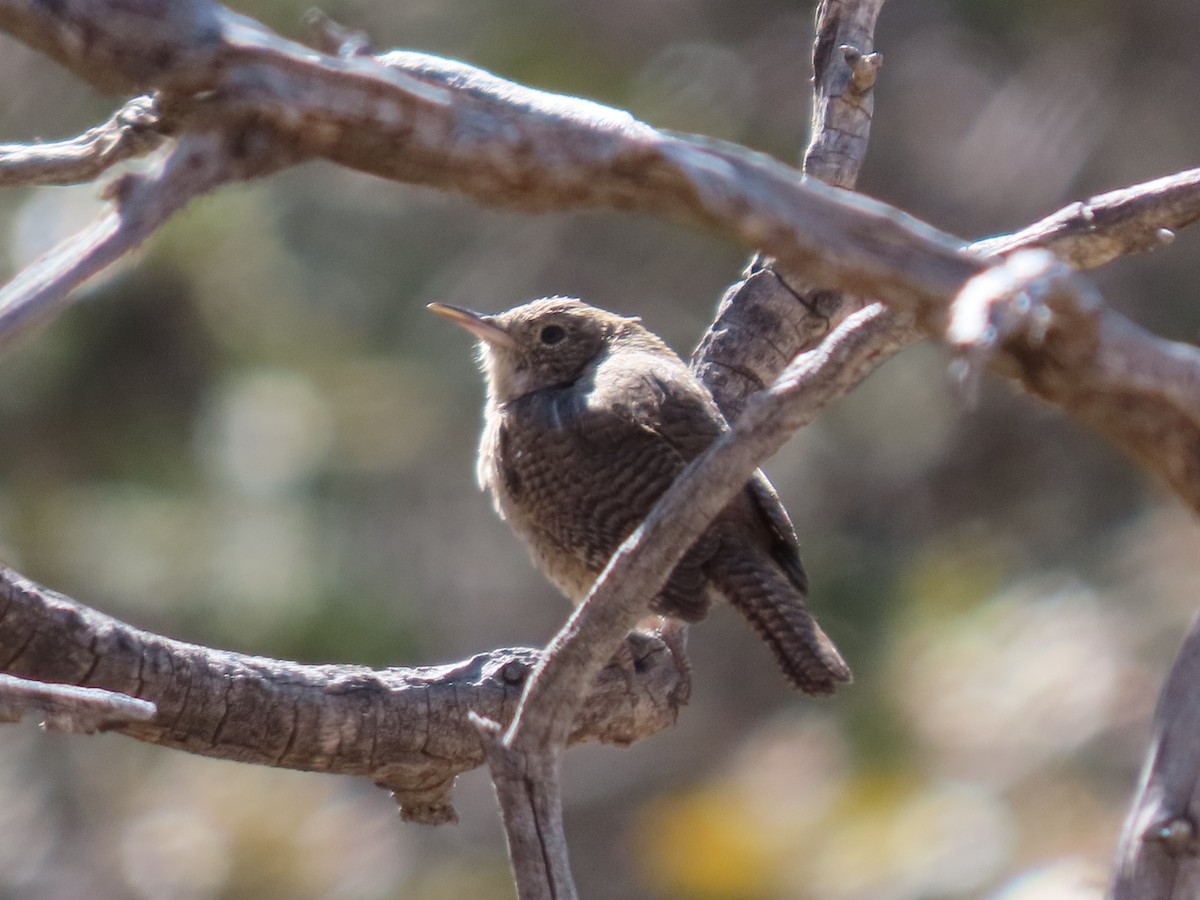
xmin=603 ymin=623 xmax=692 ymax=707
xmin=651 ymin=617 xmax=692 ymax=706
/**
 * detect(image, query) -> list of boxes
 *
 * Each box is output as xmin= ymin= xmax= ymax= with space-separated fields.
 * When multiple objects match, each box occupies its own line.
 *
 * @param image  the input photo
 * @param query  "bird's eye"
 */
xmin=539 ymin=324 xmax=566 ymax=345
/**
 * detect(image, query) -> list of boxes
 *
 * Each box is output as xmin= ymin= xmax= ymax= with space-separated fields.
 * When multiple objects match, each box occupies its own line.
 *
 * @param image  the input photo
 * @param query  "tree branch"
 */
xmin=1 ymin=2 xmax=1196 ymax=349
xmin=0 ymin=672 xmax=156 ymax=732
xmin=1112 ymin=614 xmax=1200 ymax=898
xmin=803 ymin=0 xmax=885 ymax=191
xmin=0 ymin=0 xmax=974 ymax=337
xmin=0 ymin=94 xmax=165 ymax=186
xmin=945 ymin=249 xmax=1200 ymax=510
xmin=972 ymin=167 xmax=1200 ymax=269
xmin=0 ymin=130 xmax=244 ymax=345
xmin=0 ymin=565 xmax=685 ymax=824
xmin=693 ymin=0 xmax=887 ymax=421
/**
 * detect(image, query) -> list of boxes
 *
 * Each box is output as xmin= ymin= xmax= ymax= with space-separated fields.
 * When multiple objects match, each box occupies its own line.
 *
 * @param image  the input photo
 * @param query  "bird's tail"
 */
xmin=707 ymin=542 xmax=850 ymax=695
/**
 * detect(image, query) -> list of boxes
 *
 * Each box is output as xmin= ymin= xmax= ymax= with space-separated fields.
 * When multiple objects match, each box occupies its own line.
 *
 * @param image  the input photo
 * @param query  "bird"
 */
xmin=429 ymin=296 xmax=850 ymax=694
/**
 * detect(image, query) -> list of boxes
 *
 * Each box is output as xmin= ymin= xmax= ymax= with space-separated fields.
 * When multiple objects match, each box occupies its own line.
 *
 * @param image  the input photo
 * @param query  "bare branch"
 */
xmin=972 ymin=167 xmax=1200 ymax=268
xmin=0 ymin=112 xmax=304 ymax=347
xmin=694 ymin=0 xmax=888 ymax=421
xmin=1 ymin=2 xmax=1196 ymax=352
xmin=478 ymin=713 xmax=574 ymax=900
xmin=0 ymin=565 xmax=685 ymax=824
xmin=692 ymin=161 xmax=1200 ymax=441
xmin=691 ymin=261 xmax=847 ymax=418
xmin=944 ymin=250 xmax=1200 ymax=510
xmin=1113 ymin=614 xmax=1200 ymax=899
xmin=0 ymin=0 xmax=974 ymax=313
xmin=0 ymin=131 xmax=238 ymax=345
xmin=688 ymin=175 xmax=1200 ymax=506
xmin=803 ymin=0 xmax=886 ymax=191
xmin=0 ymin=672 xmax=156 ymax=732
xmin=0 ymin=95 xmax=164 ymax=186
xmin=5 ymin=1 xmax=1198 ymax=423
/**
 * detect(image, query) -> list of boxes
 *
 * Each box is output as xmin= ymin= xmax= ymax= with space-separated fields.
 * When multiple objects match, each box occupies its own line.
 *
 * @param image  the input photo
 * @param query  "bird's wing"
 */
xmin=627 ymin=355 xmax=810 ymax=596
xmin=746 ymin=472 xmax=809 ymax=594
xmin=582 ymin=350 xmax=811 ymax=596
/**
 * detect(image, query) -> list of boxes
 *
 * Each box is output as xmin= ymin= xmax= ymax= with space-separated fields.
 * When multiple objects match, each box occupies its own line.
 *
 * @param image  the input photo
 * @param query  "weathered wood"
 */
xmin=1112 ymin=616 xmax=1200 ymax=899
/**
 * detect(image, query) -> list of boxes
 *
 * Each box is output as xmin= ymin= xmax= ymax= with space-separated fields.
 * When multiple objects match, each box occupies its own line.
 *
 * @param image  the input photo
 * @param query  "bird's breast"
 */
xmin=479 ymin=394 xmax=605 ymax=603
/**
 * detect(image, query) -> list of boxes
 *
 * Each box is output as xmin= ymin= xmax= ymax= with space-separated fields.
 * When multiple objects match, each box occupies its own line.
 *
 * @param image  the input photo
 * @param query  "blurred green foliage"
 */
xmin=2 ymin=0 xmax=1200 ymax=896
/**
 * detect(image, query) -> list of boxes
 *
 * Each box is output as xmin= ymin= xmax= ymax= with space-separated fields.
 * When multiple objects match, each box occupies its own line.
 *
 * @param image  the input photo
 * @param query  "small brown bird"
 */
xmin=430 ymin=297 xmax=850 ymax=694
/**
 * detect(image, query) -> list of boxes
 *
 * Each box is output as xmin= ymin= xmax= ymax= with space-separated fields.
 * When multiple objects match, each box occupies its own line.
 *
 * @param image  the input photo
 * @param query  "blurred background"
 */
xmin=1 ymin=0 xmax=1199 ymax=897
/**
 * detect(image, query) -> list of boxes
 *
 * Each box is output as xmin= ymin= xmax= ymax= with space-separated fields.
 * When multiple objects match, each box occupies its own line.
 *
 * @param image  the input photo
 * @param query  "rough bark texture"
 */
xmin=692 ymin=0 xmax=886 ymax=421
xmin=1113 ymin=615 xmax=1200 ymax=898
xmin=0 ymin=566 xmax=684 ymax=824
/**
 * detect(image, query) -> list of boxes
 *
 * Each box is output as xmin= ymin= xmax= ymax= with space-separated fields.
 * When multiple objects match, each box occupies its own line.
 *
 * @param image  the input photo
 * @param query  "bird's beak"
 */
xmin=427 ymin=302 xmax=516 ymax=348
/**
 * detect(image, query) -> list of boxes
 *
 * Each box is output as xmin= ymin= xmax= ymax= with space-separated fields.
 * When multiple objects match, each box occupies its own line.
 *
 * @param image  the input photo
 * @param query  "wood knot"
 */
xmin=500 ymin=659 xmax=529 ymax=685
xmin=841 ymin=45 xmax=883 ymax=93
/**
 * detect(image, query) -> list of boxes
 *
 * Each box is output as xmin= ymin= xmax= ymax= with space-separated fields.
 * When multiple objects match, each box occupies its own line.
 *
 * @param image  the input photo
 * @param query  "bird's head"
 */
xmin=430 ymin=297 xmax=657 ymax=403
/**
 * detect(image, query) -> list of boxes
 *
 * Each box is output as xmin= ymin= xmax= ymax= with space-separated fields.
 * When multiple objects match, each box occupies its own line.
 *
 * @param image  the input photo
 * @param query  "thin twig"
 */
xmin=0 ymin=672 xmax=156 ymax=732
xmin=0 ymin=95 xmax=164 ymax=186
xmin=0 ymin=132 xmax=233 ymax=345
xmin=972 ymin=167 xmax=1200 ymax=269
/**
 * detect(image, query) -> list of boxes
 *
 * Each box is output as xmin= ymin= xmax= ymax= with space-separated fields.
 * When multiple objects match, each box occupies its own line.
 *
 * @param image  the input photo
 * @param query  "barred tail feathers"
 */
xmin=707 ymin=542 xmax=850 ymax=695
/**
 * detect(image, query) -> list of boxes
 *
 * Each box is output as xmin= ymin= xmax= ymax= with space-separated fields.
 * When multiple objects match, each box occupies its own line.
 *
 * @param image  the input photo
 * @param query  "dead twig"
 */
xmin=0 ymin=131 xmax=237 ymax=344
xmin=0 ymin=94 xmax=164 ymax=186
xmin=972 ymin=167 xmax=1200 ymax=269
xmin=0 ymin=672 xmax=156 ymax=732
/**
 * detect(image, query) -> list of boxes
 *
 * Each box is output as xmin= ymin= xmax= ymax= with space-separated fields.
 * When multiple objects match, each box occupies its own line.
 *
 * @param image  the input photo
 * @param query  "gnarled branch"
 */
xmin=0 ymin=565 xmax=685 ymax=824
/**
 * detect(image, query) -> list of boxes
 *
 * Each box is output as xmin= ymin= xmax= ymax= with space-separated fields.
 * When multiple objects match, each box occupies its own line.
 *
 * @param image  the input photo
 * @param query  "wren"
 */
xmin=430 ymin=297 xmax=849 ymax=694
